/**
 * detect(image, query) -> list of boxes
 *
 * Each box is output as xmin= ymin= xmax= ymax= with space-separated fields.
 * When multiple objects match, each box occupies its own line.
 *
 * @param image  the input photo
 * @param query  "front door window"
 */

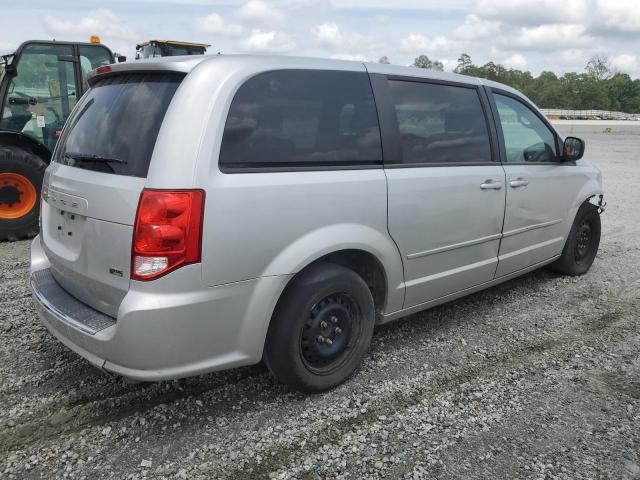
xmin=493 ymin=93 xmax=558 ymax=163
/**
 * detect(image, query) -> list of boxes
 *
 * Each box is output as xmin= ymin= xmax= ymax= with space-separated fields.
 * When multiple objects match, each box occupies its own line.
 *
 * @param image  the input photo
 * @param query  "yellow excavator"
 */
xmin=135 ymin=40 xmax=210 ymax=60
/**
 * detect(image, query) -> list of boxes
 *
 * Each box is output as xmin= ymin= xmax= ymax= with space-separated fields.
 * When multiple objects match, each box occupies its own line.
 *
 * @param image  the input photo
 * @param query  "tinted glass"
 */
xmin=219 ymin=70 xmax=382 ymax=169
xmin=79 ymin=46 xmax=112 ymax=89
xmin=0 ymin=44 xmax=78 ymax=151
xmin=388 ymin=80 xmax=492 ymax=164
xmin=494 ymin=94 xmax=557 ymax=163
xmin=53 ymin=73 xmax=183 ymax=177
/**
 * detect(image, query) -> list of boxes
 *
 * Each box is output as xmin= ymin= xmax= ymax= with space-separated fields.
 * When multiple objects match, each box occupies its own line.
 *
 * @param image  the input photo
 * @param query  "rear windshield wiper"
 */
xmin=64 ymin=152 xmax=128 ymax=165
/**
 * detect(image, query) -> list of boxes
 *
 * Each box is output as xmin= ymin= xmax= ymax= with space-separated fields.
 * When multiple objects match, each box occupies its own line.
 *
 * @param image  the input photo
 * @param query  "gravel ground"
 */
xmin=1 ymin=124 xmax=639 ymax=479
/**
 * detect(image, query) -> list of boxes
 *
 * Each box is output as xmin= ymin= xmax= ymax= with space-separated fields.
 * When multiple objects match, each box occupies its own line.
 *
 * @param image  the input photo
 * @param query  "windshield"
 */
xmin=0 ymin=44 xmax=78 ymax=151
xmin=53 ymin=72 xmax=184 ymax=177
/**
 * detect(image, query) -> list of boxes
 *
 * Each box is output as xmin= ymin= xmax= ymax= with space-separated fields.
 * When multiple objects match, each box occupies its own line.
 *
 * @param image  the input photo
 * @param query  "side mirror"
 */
xmin=115 ymin=54 xmax=127 ymax=63
xmin=562 ymin=136 xmax=585 ymax=161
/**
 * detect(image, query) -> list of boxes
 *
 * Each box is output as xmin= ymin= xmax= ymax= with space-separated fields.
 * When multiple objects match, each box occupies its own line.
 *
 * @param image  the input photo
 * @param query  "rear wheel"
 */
xmin=0 ymin=146 xmax=46 ymax=241
xmin=264 ymin=263 xmax=375 ymax=392
xmin=549 ymin=202 xmax=601 ymax=276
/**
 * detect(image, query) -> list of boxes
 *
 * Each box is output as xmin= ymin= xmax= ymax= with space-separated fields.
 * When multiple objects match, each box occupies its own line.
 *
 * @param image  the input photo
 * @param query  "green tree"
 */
xmin=561 ymin=73 xmax=609 ymax=109
xmin=413 ymin=55 xmax=444 ymax=71
xmin=607 ymin=73 xmax=640 ymax=112
xmin=454 ymin=53 xmax=472 ymax=73
xmin=524 ymin=71 xmax=564 ymax=108
xmin=428 ymin=53 xmax=640 ymax=113
xmin=585 ymin=56 xmax=612 ymax=81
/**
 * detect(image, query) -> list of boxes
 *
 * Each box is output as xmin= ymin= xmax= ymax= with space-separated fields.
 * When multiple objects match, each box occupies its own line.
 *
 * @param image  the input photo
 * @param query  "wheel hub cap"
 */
xmin=301 ymin=295 xmax=353 ymax=369
xmin=575 ymin=220 xmax=592 ymax=261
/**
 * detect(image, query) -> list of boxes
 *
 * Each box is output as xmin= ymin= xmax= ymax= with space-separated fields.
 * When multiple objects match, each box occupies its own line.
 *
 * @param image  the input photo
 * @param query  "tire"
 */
xmin=0 ymin=145 xmax=46 ymax=242
xmin=264 ymin=263 xmax=375 ymax=393
xmin=549 ymin=202 xmax=601 ymax=276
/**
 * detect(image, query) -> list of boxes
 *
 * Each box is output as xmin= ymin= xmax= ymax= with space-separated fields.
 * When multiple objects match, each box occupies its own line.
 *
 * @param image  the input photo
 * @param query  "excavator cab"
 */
xmin=0 ymin=39 xmax=114 ymax=240
xmin=135 ymin=40 xmax=210 ymax=59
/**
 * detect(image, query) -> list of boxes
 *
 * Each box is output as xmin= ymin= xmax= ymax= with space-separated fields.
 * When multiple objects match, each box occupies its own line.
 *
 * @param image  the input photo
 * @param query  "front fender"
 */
xmin=564 ymin=166 xmax=603 ymax=240
xmin=261 ymin=222 xmax=405 ymax=314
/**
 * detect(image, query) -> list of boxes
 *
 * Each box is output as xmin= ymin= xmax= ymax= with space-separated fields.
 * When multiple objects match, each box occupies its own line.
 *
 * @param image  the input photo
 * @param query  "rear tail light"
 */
xmin=132 ymin=189 xmax=205 ymax=281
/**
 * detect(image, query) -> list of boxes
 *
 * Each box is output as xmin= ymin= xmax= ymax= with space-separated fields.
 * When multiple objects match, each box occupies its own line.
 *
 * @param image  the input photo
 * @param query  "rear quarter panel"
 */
xmin=157 ymin=57 xmax=405 ymax=314
xmin=199 ymin=168 xmax=404 ymax=314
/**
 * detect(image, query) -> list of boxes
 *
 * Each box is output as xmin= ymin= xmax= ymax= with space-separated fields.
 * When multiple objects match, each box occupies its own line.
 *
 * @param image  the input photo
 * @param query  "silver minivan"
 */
xmin=30 ymin=55 xmax=605 ymax=392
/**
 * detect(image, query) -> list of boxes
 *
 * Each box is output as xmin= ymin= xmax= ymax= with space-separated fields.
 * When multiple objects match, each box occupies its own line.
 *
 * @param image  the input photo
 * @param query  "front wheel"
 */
xmin=264 ymin=263 xmax=375 ymax=392
xmin=0 ymin=145 xmax=46 ymax=241
xmin=549 ymin=202 xmax=601 ymax=276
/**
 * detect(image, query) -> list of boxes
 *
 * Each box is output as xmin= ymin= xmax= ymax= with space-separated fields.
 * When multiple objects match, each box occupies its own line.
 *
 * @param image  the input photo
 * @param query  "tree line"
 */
xmin=379 ymin=54 xmax=640 ymax=114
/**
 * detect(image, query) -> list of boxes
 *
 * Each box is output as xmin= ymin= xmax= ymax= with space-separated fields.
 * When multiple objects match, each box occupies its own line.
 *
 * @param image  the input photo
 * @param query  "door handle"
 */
xmin=480 ymin=180 xmax=503 ymax=190
xmin=510 ymin=178 xmax=529 ymax=188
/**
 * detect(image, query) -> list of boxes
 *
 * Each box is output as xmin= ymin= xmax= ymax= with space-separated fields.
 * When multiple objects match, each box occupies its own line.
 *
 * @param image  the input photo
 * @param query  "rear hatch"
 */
xmin=41 ymin=72 xmax=183 ymax=317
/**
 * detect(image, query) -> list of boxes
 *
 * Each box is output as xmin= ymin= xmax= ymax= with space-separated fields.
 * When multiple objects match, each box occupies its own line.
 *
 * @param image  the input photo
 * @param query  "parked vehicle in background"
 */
xmin=30 ymin=55 xmax=605 ymax=392
xmin=135 ymin=40 xmax=210 ymax=59
xmin=0 ymin=38 xmax=115 ymax=241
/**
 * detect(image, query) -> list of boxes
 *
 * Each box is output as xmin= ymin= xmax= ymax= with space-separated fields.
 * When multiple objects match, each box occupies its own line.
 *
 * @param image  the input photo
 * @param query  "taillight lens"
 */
xmin=132 ymin=189 xmax=205 ymax=281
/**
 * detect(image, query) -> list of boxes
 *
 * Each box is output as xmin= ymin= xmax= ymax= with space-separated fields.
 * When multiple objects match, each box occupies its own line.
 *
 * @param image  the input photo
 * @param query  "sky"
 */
xmin=2 ymin=0 xmax=640 ymax=78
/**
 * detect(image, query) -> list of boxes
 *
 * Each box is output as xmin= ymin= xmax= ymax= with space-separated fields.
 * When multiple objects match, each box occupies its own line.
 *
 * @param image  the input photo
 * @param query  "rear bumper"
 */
xmin=30 ymin=235 xmax=291 ymax=381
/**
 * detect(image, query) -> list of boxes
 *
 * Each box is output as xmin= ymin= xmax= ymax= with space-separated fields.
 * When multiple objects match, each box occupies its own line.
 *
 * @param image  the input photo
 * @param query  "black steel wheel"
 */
xmin=300 ymin=293 xmax=361 ymax=374
xmin=574 ymin=219 xmax=593 ymax=264
xmin=264 ymin=263 xmax=375 ymax=392
xmin=550 ymin=202 xmax=601 ymax=276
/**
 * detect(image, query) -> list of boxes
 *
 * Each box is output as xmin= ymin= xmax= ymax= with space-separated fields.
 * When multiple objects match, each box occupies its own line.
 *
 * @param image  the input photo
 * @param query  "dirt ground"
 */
xmin=1 ymin=123 xmax=639 ymax=479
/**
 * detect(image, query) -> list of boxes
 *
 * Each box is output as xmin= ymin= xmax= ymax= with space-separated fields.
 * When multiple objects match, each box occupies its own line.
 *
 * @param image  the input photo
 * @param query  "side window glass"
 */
xmin=219 ymin=70 xmax=382 ymax=169
xmin=494 ymin=94 xmax=557 ymax=163
xmin=0 ymin=44 xmax=77 ymax=151
xmin=388 ymin=80 xmax=492 ymax=164
xmin=79 ymin=46 xmax=112 ymax=89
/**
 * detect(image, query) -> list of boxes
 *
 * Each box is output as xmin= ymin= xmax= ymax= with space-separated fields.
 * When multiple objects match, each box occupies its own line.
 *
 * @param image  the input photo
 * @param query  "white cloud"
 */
xmin=236 ymin=0 xmax=285 ymax=28
xmin=374 ymin=15 xmax=392 ymax=25
xmin=331 ymin=53 xmax=369 ymax=62
xmin=511 ymin=24 xmax=592 ymax=51
xmin=196 ymin=13 xmax=244 ymax=35
xmin=311 ymin=22 xmax=375 ymax=52
xmin=44 ymin=9 xmax=138 ymax=42
xmin=454 ymin=14 xmax=500 ymax=40
xmin=597 ymin=0 xmax=640 ymax=33
xmin=312 ymin=22 xmax=344 ymax=49
xmin=240 ymin=30 xmax=295 ymax=52
xmin=611 ymin=54 xmax=640 ymax=76
xmin=333 ymin=0 xmax=470 ymax=9
xmin=542 ymin=48 xmax=591 ymax=73
xmin=140 ymin=0 xmax=231 ymax=4
xmin=399 ymin=34 xmax=454 ymax=53
xmin=502 ymin=53 xmax=528 ymax=69
xmin=0 ymin=41 xmax=17 ymax=54
xmin=440 ymin=57 xmax=459 ymax=71
xmin=474 ymin=0 xmax=588 ymax=26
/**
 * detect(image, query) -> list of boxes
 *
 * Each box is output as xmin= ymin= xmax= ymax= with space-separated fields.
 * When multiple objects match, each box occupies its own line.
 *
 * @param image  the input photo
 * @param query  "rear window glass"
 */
xmin=219 ymin=70 xmax=382 ymax=170
xmin=388 ymin=80 xmax=492 ymax=164
xmin=54 ymin=72 xmax=183 ymax=177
